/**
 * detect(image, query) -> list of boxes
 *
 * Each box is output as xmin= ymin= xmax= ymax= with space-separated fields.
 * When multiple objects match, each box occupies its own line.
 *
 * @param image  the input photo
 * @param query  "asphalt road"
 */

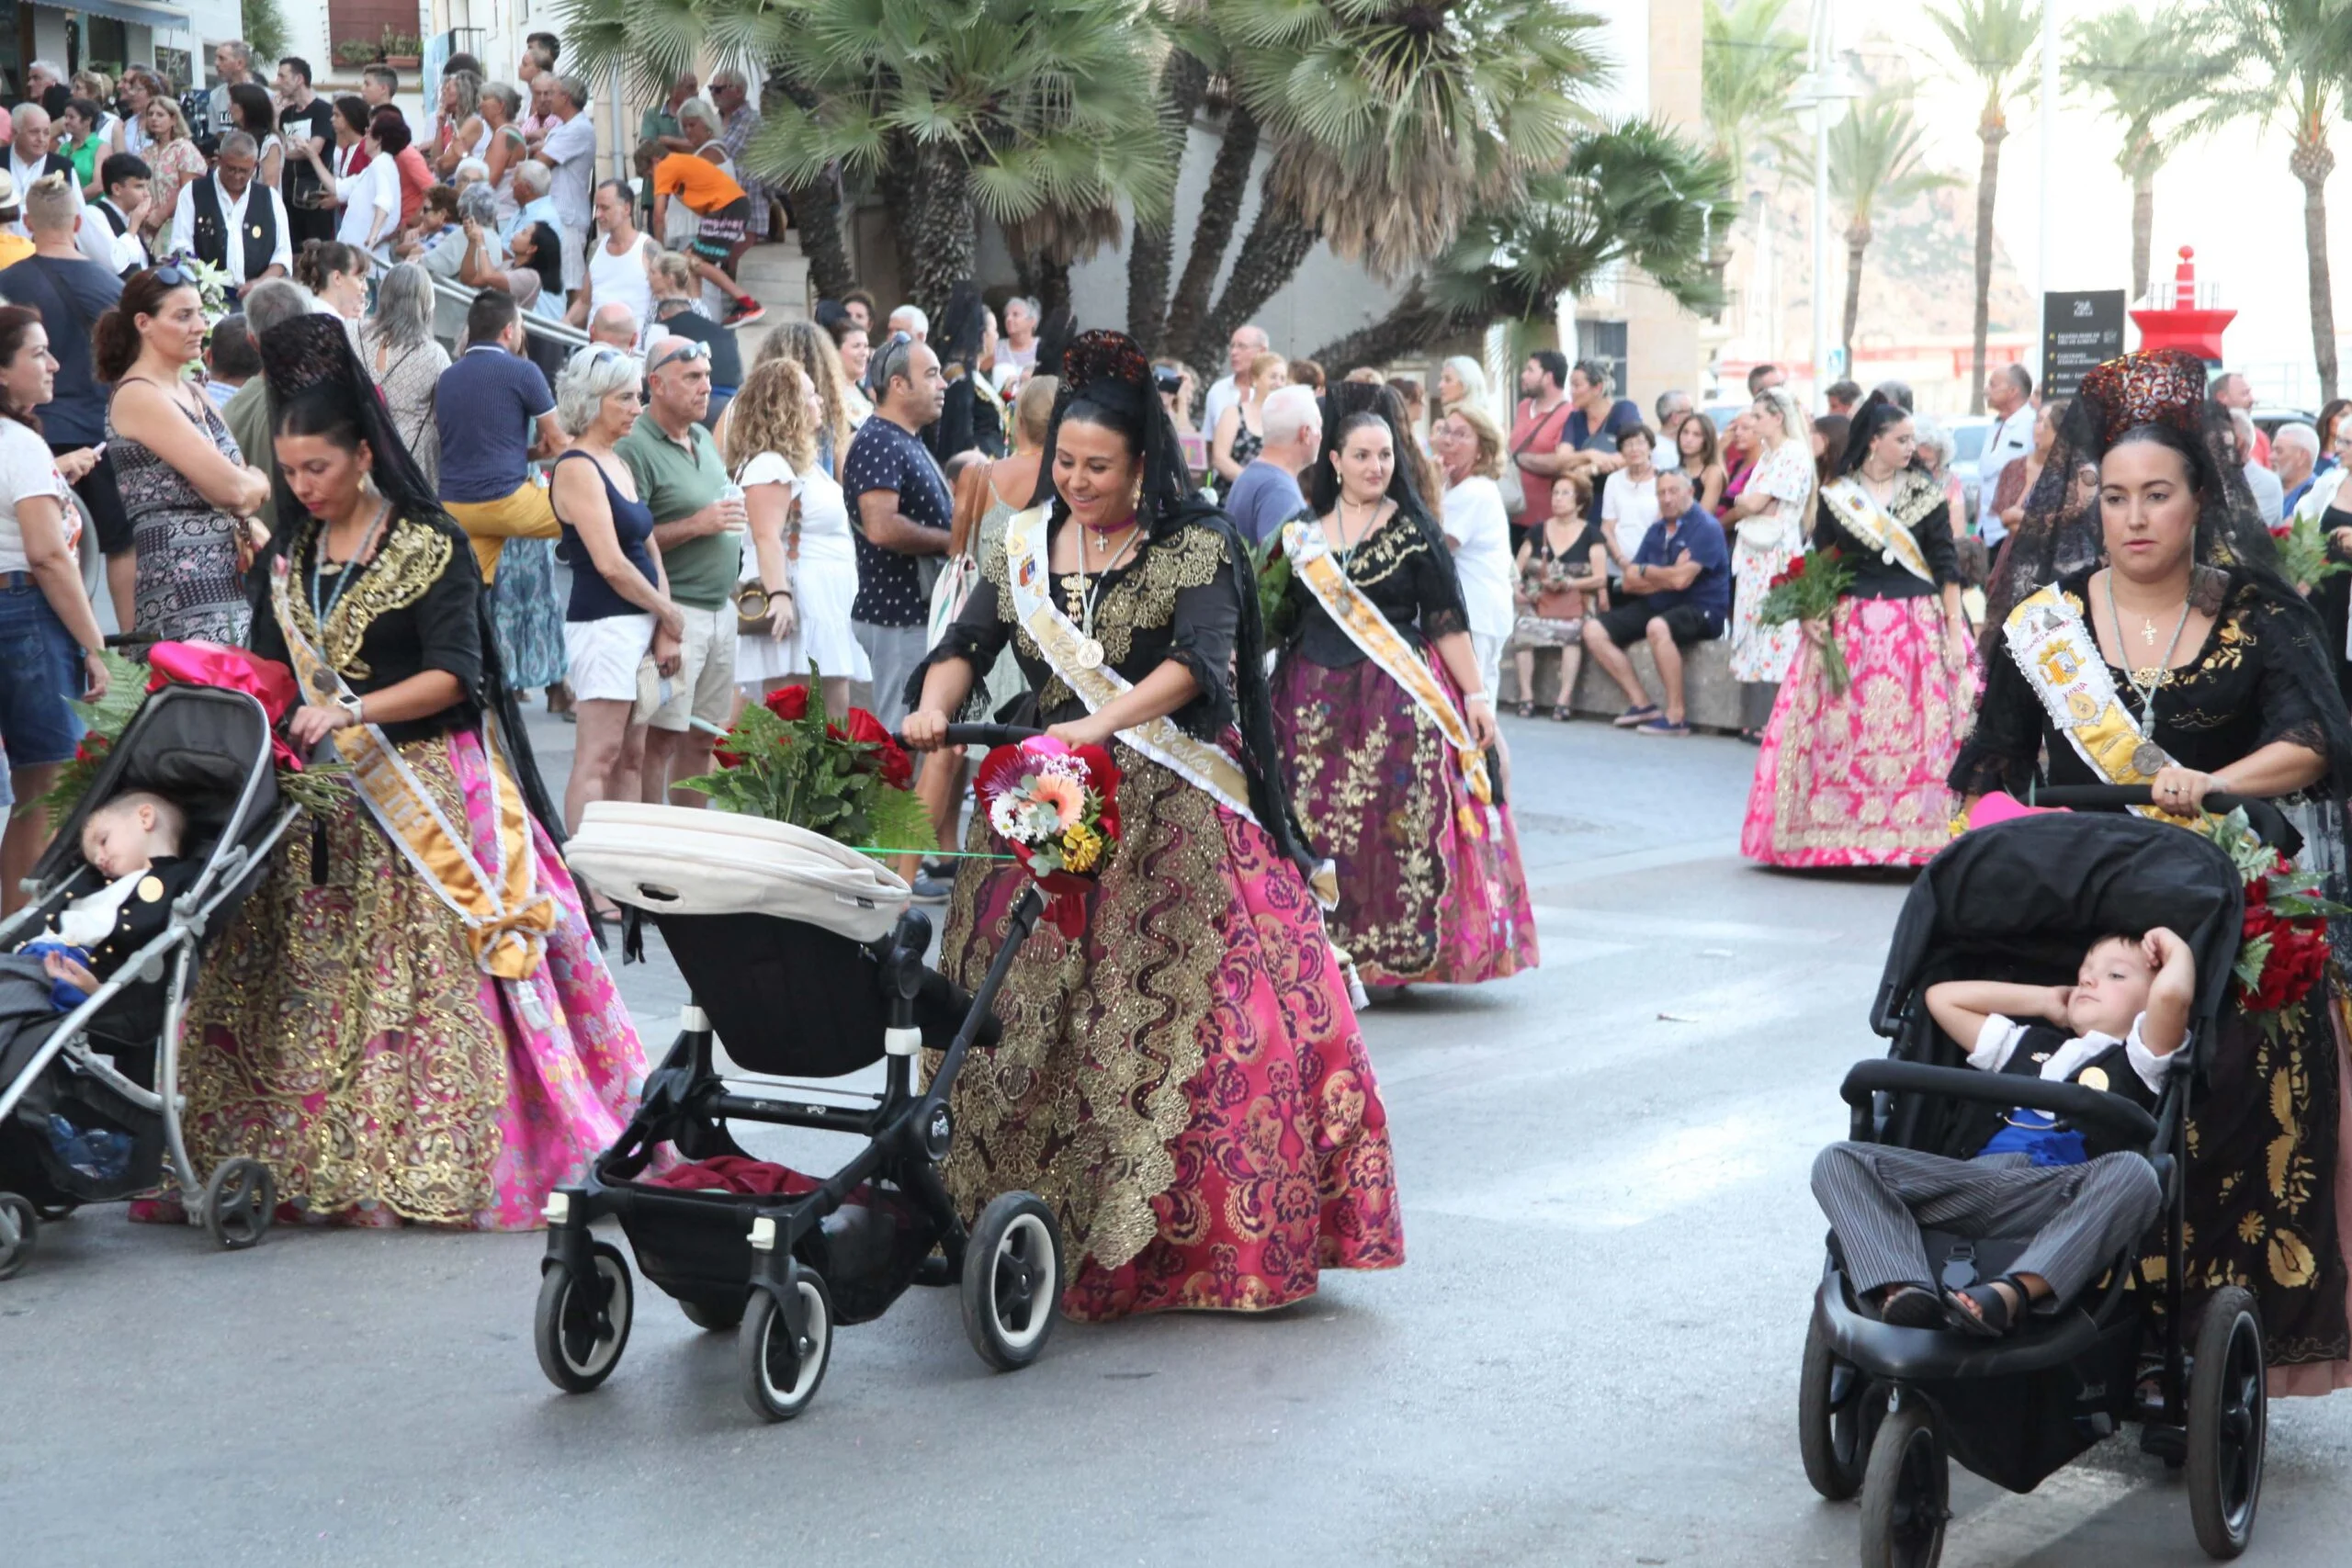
xmin=6 ymin=714 xmax=2352 ymax=1566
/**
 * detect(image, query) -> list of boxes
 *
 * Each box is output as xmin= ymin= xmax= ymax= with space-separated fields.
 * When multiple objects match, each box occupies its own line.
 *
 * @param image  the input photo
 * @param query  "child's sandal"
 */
xmin=1943 ymin=1275 xmax=2027 ymax=1338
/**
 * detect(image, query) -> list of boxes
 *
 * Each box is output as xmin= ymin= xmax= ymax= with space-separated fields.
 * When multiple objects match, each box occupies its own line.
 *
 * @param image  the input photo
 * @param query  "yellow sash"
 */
xmin=1002 ymin=505 xmax=1261 ymax=822
xmin=1818 ymin=478 xmax=1933 ymax=583
xmin=270 ymin=560 xmax=555 ymax=983
xmin=1281 ymin=516 xmax=1494 ymax=811
xmin=2002 ymin=583 xmax=2189 ymax=825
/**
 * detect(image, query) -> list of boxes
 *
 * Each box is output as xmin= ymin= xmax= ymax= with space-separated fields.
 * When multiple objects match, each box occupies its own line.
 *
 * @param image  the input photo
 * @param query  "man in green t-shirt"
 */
xmin=617 ymin=333 xmax=745 ymax=805
xmin=635 ymin=73 xmax=697 ymax=228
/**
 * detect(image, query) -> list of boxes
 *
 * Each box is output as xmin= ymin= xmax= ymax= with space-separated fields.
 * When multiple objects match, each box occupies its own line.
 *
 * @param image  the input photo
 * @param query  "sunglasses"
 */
xmin=873 ymin=330 xmax=916 ymax=388
xmin=150 ymin=264 xmax=191 ymax=288
xmin=648 ymin=338 xmax=712 ymax=375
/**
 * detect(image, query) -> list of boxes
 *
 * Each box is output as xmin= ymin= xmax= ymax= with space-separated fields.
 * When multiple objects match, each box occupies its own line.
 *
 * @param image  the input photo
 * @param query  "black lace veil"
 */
xmin=1984 ymin=346 xmax=2352 ymax=799
xmin=1026 ymin=330 xmax=1321 ymax=876
xmin=253 ymin=313 xmax=570 ymax=841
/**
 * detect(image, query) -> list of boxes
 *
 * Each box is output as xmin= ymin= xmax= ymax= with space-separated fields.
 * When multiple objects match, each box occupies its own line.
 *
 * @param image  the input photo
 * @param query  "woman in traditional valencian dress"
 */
xmin=1726 ymin=388 xmax=1815 ymax=737
xmin=1268 ymin=384 xmax=1537 ymax=988
xmin=142 ymin=316 xmax=648 ymax=1229
xmin=1743 ymin=393 xmax=1973 ymax=866
xmin=1957 ymin=347 xmax=2352 ymax=1391
xmin=902 ymin=331 xmax=1401 ymax=1320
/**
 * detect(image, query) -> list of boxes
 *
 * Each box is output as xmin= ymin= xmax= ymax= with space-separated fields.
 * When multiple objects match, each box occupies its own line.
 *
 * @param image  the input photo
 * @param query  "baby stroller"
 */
xmin=1803 ymin=787 xmax=2279 ymax=1565
xmin=0 ymin=684 xmax=303 ymax=1277
xmin=540 ymin=724 xmax=1059 ymax=1422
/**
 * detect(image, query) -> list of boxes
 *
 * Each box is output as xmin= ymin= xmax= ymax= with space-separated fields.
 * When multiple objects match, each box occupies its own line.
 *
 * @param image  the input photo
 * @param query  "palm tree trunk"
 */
xmin=1842 ymin=226 xmax=1868 ymax=370
xmin=1126 ymin=51 xmax=1209 ymax=355
xmin=1308 ymin=278 xmax=1463 ymax=368
xmin=1036 ymin=255 xmax=1073 ymax=316
xmin=1968 ymin=107 xmax=2006 ymax=417
xmin=788 ymin=166 xmax=857 ymax=303
xmin=1163 ymin=106 xmax=1259 ymax=366
xmin=899 ymin=141 xmax=977 ymax=316
xmin=2295 ymin=131 xmax=2340 ymax=404
xmin=2131 ymin=171 xmax=2154 ymax=305
xmin=1196 ymin=200 xmax=1321 ymax=373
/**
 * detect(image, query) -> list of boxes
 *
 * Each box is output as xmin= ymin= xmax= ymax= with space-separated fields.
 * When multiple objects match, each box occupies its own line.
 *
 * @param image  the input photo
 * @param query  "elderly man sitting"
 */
xmin=1580 ymin=467 xmax=1729 ymax=737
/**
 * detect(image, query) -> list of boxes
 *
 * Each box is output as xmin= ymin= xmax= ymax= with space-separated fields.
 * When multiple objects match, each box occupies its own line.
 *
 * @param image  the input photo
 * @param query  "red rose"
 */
xmin=1074 ymin=743 xmax=1123 ymax=842
xmin=763 ymin=684 xmax=811 ymax=722
xmin=74 ymin=732 xmax=110 ymax=764
xmin=843 ymin=707 xmax=913 ymax=788
xmin=712 ymin=727 xmax=744 ymax=769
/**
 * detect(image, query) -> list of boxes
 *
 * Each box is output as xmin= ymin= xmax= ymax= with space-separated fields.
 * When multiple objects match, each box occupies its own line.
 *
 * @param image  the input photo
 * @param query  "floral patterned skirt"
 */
xmin=1729 ymin=536 xmax=1801 ymax=682
xmin=933 ymin=751 xmax=1403 ymax=1320
xmin=1740 ymin=594 xmax=1973 ymax=868
xmin=492 ymin=537 xmax=569 ymax=693
xmin=1272 ymin=652 xmax=1538 ymax=986
xmin=156 ymin=728 xmax=647 ymax=1228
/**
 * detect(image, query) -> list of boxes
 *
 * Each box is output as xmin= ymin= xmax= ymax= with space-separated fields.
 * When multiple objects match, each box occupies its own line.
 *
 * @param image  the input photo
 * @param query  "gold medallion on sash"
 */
xmin=2002 ymin=583 xmax=2195 ymax=827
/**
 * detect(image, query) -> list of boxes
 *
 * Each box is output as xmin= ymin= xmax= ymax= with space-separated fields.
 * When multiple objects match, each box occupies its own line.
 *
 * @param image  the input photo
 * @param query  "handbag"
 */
xmin=734 ymin=461 xmax=798 ymax=634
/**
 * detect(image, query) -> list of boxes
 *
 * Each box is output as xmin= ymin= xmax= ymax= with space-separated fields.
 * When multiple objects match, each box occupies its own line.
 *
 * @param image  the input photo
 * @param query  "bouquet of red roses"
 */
xmin=1755 ymin=547 xmax=1857 ymax=695
xmin=2212 ymin=808 xmax=2347 ymax=1034
xmin=683 ymin=670 xmax=933 ymax=852
xmin=974 ymin=736 xmax=1123 ymax=939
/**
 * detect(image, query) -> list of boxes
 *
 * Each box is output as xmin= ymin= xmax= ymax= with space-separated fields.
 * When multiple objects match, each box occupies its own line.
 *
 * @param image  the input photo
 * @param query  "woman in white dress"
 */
xmin=1724 ymin=386 xmax=1815 ymax=739
xmin=724 ymin=355 xmax=871 ymax=715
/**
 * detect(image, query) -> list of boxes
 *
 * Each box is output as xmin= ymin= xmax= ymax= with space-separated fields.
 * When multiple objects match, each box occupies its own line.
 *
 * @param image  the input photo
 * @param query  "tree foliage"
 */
xmin=242 ymin=0 xmax=288 ymax=66
xmin=1701 ymin=0 xmax=1805 ymax=181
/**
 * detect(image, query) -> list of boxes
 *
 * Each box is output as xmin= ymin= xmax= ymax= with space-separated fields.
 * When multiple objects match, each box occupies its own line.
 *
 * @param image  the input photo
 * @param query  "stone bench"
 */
xmin=1497 ymin=634 xmax=1743 ymax=732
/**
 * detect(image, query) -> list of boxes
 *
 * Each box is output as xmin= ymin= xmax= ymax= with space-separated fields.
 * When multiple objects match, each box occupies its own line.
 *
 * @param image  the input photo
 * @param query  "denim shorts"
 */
xmin=0 ymin=578 xmax=88 ymax=770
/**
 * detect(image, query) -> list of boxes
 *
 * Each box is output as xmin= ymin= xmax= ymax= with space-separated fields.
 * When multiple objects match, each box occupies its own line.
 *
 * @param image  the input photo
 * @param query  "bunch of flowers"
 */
xmin=162 ymin=253 xmax=235 ymax=327
xmin=1251 ymin=529 xmax=1297 ymax=641
xmin=29 ymin=643 xmax=347 ymax=829
xmin=2269 ymin=510 xmax=2347 ymax=595
xmin=1756 ymin=546 xmax=1858 ymax=695
xmin=974 ymin=736 xmax=1123 ymax=938
xmin=684 ymin=672 xmax=933 ymax=852
xmin=2213 ymin=808 xmax=2346 ymax=1032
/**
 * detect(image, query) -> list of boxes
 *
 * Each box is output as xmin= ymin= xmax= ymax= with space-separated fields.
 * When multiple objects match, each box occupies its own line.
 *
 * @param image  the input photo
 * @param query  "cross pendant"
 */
xmin=2141 ymin=620 xmax=2158 ymax=647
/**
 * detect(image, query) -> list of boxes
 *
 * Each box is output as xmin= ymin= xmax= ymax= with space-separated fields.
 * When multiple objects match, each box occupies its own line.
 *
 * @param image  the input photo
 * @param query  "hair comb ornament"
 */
xmin=2078 ymin=348 xmax=2208 ymax=447
xmin=1058 ymin=329 xmax=1152 ymax=413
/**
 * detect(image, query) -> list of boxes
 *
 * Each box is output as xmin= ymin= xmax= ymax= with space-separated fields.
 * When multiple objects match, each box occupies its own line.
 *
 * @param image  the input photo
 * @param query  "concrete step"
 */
xmin=730 ymin=235 xmax=811 ymax=366
xmin=1500 ymin=636 xmax=1745 ymax=733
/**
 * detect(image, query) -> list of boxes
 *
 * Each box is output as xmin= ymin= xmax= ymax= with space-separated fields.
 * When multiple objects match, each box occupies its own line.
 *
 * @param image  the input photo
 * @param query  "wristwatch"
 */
xmin=335 ymin=691 xmax=365 ymax=728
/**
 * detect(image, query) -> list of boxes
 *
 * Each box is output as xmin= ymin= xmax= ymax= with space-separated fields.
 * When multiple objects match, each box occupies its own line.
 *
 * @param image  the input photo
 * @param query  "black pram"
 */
xmin=0 ymin=685 xmax=303 ymax=1277
xmin=1802 ymin=790 xmax=2281 ymax=1565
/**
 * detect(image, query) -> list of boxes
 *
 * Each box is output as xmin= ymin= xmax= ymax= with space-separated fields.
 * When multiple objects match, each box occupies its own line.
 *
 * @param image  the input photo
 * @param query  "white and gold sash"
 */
xmin=1002 ymin=505 xmax=1261 ymax=823
xmin=270 ymin=561 xmax=557 ymax=989
xmin=1819 ymin=477 xmax=1933 ymax=583
xmin=1280 ymin=516 xmax=1494 ymax=811
xmin=2002 ymin=583 xmax=2185 ymax=822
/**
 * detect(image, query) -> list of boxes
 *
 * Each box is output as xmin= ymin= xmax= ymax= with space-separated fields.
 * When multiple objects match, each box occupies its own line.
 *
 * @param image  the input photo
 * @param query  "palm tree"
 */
xmin=1702 ymin=0 xmax=1805 ymax=180
xmin=557 ymin=0 xmax=1173 ymax=313
xmin=1817 ymin=87 xmax=1956 ymax=367
xmin=1310 ymin=120 xmax=1737 ymax=368
xmin=2199 ymin=0 xmax=2352 ymax=403
xmin=1171 ymin=0 xmax=1610 ymax=374
xmin=2065 ymin=10 xmax=2224 ymax=302
xmin=1927 ymin=0 xmax=2041 ymax=415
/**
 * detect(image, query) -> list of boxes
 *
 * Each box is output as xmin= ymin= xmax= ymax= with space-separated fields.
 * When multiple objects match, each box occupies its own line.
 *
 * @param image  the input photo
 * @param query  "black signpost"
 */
xmin=2042 ymin=290 xmax=2127 ymax=398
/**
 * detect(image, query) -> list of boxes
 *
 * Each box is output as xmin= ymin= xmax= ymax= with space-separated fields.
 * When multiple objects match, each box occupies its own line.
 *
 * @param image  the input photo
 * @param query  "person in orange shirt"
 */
xmin=651 ymin=97 xmax=763 ymax=328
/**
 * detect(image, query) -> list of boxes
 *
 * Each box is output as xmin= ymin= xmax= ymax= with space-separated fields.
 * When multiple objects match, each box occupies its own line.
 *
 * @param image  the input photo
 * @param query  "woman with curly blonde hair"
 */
xmin=724 ymin=355 xmax=870 ymax=710
xmin=750 ymin=319 xmax=858 ymax=472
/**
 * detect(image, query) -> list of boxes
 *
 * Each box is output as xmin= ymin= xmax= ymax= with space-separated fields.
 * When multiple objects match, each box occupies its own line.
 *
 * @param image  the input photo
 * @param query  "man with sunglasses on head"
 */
xmin=842 ymin=332 xmax=950 ymax=726
xmin=618 ymin=332 xmax=745 ymax=805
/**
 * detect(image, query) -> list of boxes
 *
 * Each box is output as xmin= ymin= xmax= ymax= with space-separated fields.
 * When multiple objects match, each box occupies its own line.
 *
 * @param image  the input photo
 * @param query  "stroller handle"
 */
xmin=1839 ymin=1059 xmax=2160 ymax=1151
xmin=2024 ymin=785 xmax=2299 ymax=852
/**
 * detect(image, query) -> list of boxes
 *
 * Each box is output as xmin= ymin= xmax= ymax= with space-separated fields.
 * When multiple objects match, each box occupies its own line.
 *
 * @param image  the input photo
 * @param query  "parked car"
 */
xmin=1936 ymin=415 xmax=1995 ymax=530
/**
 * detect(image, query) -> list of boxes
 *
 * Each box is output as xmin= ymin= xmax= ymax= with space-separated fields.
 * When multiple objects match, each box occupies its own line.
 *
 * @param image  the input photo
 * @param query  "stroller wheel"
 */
xmin=962 ymin=1191 xmax=1061 ymax=1371
xmin=740 ymin=1271 xmax=832 ymax=1422
xmin=32 ymin=1200 xmax=76 ymax=1223
xmin=1858 ymin=1403 xmax=1947 ymax=1568
xmin=679 ymin=1293 xmax=748 ymax=1331
xmin=1800 ymin=1314 xmax=1874 ymax=1501
xmin=201 ymin=1158 xmax=276 ymax=1251
xmin=2188 ymin=1285 xmax=2266 ymax=1559
xmin=0 ymin=1193 xmax=39 ymax=1281
xmin=534 ymin=1241 xmax=634 ymax=1393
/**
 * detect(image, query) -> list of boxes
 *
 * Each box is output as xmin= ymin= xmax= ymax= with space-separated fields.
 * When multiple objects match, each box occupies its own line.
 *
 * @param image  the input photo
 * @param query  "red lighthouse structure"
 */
xmin=2131 ymin=246 xmax=2236 ymax=363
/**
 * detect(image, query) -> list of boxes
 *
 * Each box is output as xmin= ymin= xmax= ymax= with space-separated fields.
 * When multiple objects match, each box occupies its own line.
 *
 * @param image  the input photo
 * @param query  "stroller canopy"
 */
xmin=567 ymin=804 xmax=912 ymax=944
xmin=1874 ymin=813 xmax=2245 ymax=1035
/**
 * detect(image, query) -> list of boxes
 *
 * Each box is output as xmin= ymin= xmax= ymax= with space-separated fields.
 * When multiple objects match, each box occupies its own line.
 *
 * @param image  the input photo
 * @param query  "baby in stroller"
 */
xmin=1813 ymin=927 xmax=2192 ymax=1337
xmin=3 ymin=792 xmax=198 ymax=1039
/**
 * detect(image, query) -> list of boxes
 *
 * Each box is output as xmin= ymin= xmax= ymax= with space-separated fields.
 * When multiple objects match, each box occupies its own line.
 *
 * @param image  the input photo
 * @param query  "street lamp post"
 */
xmin=1788 ymin=0 xmax=1860 ymax=411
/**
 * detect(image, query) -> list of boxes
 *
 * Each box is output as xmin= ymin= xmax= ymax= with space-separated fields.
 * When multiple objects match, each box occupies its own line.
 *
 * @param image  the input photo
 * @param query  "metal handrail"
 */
xmin=358 ymin=241 xmax=593 ymax=352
